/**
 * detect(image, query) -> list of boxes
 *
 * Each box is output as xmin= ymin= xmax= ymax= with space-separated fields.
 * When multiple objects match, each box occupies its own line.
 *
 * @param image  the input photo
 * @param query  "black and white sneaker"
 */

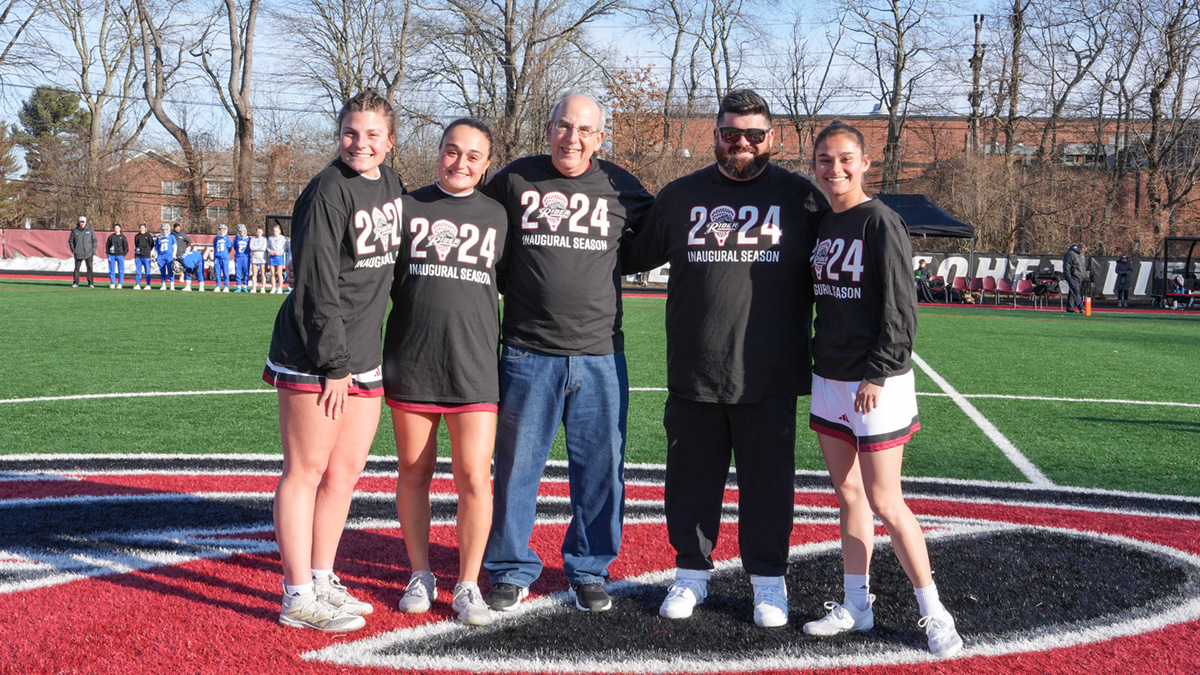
xmin=485 ymin=582 xmax=529 ymax=611
xmin=569 ymin=582 xmax=612 ymax=612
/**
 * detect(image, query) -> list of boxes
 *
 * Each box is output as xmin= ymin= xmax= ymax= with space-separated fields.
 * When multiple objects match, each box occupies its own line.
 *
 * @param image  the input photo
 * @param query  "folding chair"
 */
xmin=950 ymin=276 xmax=969 ymax=303
xmin=1014 ymin=278 xmax=1041 ymax=308
xmin=982 ymin=276 xmax=999 ymax=304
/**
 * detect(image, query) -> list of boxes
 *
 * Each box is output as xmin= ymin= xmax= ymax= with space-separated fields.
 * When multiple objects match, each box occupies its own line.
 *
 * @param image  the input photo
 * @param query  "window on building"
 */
xmin=162 ymin=181 xmax=185 ymax=196
xmin=206 ymin=180 xmax=231 ymax=198
xmin=277 ymin=183 xmax=293 ymax=199
xmin=252 ymin=181 xmax=265 ymax=199
xmin=207 ymin=206 xmax=229 ymax=221
xmin=161 ymin=205 xmax=184 ymax=222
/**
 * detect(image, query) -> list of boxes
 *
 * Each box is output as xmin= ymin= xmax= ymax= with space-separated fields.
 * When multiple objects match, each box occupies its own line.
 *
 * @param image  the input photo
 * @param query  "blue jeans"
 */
xmin=135 ymin=258 xmax=152 ymax=285
xmin=107 ymin=256 xmax=124 ymax=284
xmin=483 ymin=346 xmax=628 ymax=588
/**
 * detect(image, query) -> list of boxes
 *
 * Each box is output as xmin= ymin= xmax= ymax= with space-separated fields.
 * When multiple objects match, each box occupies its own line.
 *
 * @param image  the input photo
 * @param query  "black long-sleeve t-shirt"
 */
xmin=382 ymin=185 xmax=509 ymax=404
xmin=134 ymin=232 xmax=155 ymax=258
xmin=268 ymin=159 xmax=406 ymax=378
xmin=482 ymin=155 xmax=654 ymax=355
xmin=105 ymin=233 xmax=128 ymax=257
xmin=621 ymin=163 xmax=827 ymax=403
xmin=810 ymin=199 xmax=917 ymax=384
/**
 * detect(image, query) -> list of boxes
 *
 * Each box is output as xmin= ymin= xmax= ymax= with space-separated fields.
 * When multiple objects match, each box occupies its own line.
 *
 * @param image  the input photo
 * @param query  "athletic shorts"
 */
xmin=809 ymin=370 xmax=920 ymax=452
xmin=269 ymin=254 xmax=284 ymax=266
xmin=384 ymin=399 xmax=498 ymax=414
xmin=262 ymin=358 xmax=383 ymax=397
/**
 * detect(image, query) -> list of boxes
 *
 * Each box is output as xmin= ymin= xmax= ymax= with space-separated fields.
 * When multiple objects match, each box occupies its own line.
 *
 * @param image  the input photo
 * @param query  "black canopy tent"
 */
xmin=874 ymin=193 xmax=976 ymax=257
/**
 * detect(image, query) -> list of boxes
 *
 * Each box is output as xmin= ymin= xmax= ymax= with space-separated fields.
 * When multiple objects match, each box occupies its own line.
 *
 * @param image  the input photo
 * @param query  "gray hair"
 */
xmin=549 ymin=93 xmax=607 ymax=132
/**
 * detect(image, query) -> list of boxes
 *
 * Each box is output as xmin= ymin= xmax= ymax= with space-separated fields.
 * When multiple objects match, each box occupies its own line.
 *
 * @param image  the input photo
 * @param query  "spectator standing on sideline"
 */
xmin=105 ymin=224 xmax=128 ymax=289
xmin=268 ymin=224 xmax=288 ymax=294
xmin=1063 ymin=244 xmax=1086 ymax=313
xmin=233 ymin=224 xmax=252 ymax=292
xmin=480 ymin=93 xmax=654 ymax=614
xmin=1115 ymin=254 xmax=1132 ymax=308
xmin=154 ymin=223 xmax=177 ymax=290
xmin=209 ymin=224 xmax=233 ymax=292
xmin=250 ymin=226 xmax=269 ymax=292
xmin=133 ymin=223 xmax=154 ymax=289
xmin=621 ymin=89 xmax=827 ymax=628
xmin=68 ymin=216 xmax=97 ymax=288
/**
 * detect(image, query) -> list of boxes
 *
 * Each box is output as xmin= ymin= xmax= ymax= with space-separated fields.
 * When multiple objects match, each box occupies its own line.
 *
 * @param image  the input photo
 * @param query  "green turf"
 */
xmin=2 ymin=279 xmax=1198 ymax=497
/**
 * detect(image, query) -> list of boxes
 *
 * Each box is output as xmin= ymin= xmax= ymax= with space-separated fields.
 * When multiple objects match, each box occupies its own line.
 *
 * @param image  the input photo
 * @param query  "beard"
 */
xmin=715 ymin=145 xmax=770 ymax=180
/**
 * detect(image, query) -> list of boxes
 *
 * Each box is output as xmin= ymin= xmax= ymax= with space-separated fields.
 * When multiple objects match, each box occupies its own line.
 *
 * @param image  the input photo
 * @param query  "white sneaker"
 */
xmin=198 ymin=285 xmax=205 ymax=292
xmin=803 ymin=596 xmax=875 ymax=635
xmin=182 ymin=284 xmax=192 ymax=291
xmin=750 ymin=575 xmax=788 ymax=628
xmin=919 ymin=610 xmax=963 ymax=658
xmin=659 ymin=569 xmax=709 ymax=619
xmin=170 ymin=282 xmax=176 ymax=290
xmin=132 ymin=284 xmax=140 ymax=290
xmin=452 ymin=581 xmax=491 ymax=626
xmin=314 ymin=572 xmax=374 ymax=616
xmin=398 ymin=570 xmax=437 ymax=614
xmin=117 ymin=284 xmax=122 ymax=289
xmin=278 ymin=590 xmax=365 ymax=632
xmin=159 ymin=284 xmax=166 ymax=290
xmin=109 ymin=283 xmax=115 ymax=289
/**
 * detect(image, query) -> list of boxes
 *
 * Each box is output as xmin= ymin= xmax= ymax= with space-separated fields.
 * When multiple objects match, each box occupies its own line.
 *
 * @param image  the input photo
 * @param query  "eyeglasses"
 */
xmin=552 ymin=121 xmax=600 ymax=139
xmin=718 ymin=127 xmax=770 ymax=144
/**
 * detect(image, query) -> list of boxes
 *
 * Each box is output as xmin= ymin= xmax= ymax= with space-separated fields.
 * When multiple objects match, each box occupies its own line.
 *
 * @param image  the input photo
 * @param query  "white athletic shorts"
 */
xmin=809 ymin=369 xmax=920 ymax=452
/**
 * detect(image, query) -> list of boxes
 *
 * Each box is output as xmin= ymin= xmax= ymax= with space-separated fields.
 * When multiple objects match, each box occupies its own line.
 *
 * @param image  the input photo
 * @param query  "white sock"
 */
xmin=311 ymin=568 xmax=333 ymax=580
xmin=914 ymin=582 xmax=946 ymax=617
xmin=844 ymin=573 xmax=871 ymax=611
xmin=285 ymin=581 xmax=313 ymax=597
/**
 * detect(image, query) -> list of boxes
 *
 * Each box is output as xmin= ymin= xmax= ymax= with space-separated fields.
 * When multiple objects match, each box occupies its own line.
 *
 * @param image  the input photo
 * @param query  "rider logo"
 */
xmin=812 ymin=238 xmax=832 ymax=278
xmin=427 ymin=219 xmax=462 ymax=261
xmin=538 ymin=192 xmax=571 ymax=232
xmin=705 ymin=206 xmax=739 ymax=247
xmin=372 ymin=207 xmax=394 ymax=250
xmin=1 ymin=455 xmax=1198 ymax=674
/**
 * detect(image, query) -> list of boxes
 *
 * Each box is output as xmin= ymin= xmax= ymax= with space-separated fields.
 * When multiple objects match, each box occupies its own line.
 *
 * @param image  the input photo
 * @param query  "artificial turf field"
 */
xmin=1 ymin=278 xmax=1199 ymax=674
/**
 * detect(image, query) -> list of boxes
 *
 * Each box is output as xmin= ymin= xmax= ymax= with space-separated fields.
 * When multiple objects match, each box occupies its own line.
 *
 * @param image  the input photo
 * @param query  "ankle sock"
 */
xmin=285 ymin=581 xmax=313 ymax=597
xmin=844 ymin=573 xmax=871 ymax=611
xmin=914 ymin=582 xmax=946 ymax=617
xmin=311 ymin=568 xmax=333 ymax=580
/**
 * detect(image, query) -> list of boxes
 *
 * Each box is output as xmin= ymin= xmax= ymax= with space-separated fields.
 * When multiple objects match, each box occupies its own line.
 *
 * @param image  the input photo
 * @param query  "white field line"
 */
xmin=2 ymin=387 xmax=1196 ymax=409
xmin=912 ymin=352 xmax=1054 ymax=487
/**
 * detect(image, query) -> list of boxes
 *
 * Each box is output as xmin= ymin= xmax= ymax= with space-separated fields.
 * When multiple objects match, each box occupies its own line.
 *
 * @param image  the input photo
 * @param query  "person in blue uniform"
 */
xmin=208 ymin=224 xmax=233 ymax=292
xmin=154 ymin=223 xmax=177 ymax=290
xmin=233 ymin=224 xmax=252 ymax=292
xmin=180 ymin=245 xmax=206 ymax=291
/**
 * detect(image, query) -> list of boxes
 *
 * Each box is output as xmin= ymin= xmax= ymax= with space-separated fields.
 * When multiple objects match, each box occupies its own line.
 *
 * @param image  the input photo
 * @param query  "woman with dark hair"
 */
xmin=383 ymin=118 xmax=508 ymax=627
xmin=802 ymin=121 xmax=962 ymax=658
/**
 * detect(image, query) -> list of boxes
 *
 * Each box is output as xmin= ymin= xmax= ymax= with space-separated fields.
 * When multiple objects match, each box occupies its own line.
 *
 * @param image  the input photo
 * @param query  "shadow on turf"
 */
xmin=1072 ymin=416 xmax=1200 ymax=434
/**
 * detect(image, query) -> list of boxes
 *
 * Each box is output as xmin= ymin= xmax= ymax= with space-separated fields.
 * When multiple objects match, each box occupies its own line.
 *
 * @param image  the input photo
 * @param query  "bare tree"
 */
xmin=773 ymin=8 xmax=847 ymax=157
xmin=1027 ymin=0 xmax=1113 ymax=161
xmin=842 ymin=0 xmax=947 ymax=193
xmin=0 ymin=0 xmax=44 ymax=77
xmin=198 ymin=0 xmax=258 ymax=225
xmin=46 ymin=0 xmax=153 ymax=220
xmin=134 ymin=0 xmax=208 ymax=226
xmin=431 ymin=0 xmax=621 ymax=163
xmin=634 ymin=0 xmax=708 ymax=148
xmin=274 ymin=0 xmax=417 ymax=113
xmin=1139 ymin=0 xmax=1200 ymax=238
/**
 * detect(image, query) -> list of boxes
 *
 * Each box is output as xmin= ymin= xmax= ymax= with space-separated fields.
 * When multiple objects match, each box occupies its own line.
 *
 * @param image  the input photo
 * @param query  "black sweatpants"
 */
xmin=73 ymin=258 xmax=94 ymax=286
xmin=663 ymin=394 xmax=797 ymax=577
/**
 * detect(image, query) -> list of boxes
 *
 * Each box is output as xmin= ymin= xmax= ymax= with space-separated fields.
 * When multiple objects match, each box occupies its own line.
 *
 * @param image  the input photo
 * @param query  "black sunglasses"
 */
xmin=718 ymin=127 xmax=769 ymax=144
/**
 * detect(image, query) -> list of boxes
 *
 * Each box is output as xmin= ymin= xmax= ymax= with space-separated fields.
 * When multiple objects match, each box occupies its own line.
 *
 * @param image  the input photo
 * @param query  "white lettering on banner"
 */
xmin=976 ymin=256 xmax=1008 ymax=278
xmin=1134 ymin=261 xmax=1154 ymax=295
xmin=939 ymin=256 xmax=969 ymax=279
xmin=1011 ymin=258 xmax=1041 ymax=280
xmin=1103 ymin=260 xmax=1118 ymax=294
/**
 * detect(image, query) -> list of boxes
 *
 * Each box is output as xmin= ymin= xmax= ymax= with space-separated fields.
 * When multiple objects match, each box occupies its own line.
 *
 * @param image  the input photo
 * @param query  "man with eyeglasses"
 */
xmin=622 ymin=89 xmax=829 ymax=627
xmin=481 ymin=93 xmax=654 ymax=614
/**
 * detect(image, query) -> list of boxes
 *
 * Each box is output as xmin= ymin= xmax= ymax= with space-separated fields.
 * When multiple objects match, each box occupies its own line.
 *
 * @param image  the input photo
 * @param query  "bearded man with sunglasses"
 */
xmin=622 ymin=89 xmax=829 ymax=628
xmin=480 ymin=93 xmax=654 ymax=614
